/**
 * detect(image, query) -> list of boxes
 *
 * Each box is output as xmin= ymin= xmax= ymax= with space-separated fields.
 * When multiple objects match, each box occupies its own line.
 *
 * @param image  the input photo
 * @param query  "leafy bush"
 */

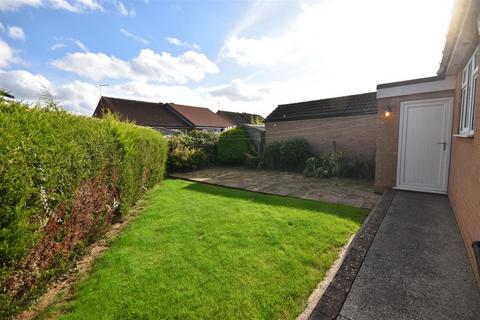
xmin=0 ymin=101 xmax=167 ymax=317
xmin=338 ymin=155 xmax=375 ymax=179
xmin=303 ymin=152 xmax=375 ymax=179
xmin=261 ymin=139 xmax=310 ymax=170
xmin=167 ymin=130 xmax=218 ymax=171
xmin=303 ymin=153 xmax=339 ymax=178
xmin=217 ymin=127 xmax=254 ymax=164
xmin=261 ymin=141 xmax=282 ymax=169
xmin=279 ymin=138 xmax=310 ymax=170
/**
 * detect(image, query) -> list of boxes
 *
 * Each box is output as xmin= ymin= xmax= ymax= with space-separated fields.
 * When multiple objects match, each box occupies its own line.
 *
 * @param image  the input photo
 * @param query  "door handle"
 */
xmin=438 ymin=141 xmax=447 ymax=151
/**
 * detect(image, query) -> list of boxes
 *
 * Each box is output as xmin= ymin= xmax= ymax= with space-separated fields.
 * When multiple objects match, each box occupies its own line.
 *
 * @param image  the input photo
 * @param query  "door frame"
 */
xmin=395 ymin=97 xmax=454 ymax=194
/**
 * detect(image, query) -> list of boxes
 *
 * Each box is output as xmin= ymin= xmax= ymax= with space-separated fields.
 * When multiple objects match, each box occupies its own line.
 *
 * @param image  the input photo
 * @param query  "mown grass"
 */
xmin=41 ymin=179 xmax=368 ymax=320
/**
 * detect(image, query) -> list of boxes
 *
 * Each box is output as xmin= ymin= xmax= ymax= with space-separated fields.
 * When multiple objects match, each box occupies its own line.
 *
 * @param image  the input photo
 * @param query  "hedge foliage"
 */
xmin=217 ymin=127 xmax=255 ymax=164
xmin=168 ymin=130 xmax=218 ymax=171
xmin=0 ymin=101 xmax=167 ymax=317
xmin=261 ymin=138 xmax=310 ymax=171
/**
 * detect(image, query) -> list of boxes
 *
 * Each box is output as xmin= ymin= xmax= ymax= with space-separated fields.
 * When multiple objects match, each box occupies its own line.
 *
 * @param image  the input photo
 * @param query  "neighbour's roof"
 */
xmin=168 ymin=103 xmax=231 ymax=128
xmin=217 ymin=110 xmax=265 ymax=125
xmin=0 ymin=91 xmax=14 ymax=99
xmin=265 ymin=92 xmax=378 ymax=123
xmin=93 ymin=96 xmax=189 ymax=127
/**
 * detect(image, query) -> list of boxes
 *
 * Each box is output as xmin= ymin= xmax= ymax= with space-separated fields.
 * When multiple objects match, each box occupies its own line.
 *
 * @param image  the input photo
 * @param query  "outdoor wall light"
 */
xmin=384 ymin=106 xmax=392 ymax=117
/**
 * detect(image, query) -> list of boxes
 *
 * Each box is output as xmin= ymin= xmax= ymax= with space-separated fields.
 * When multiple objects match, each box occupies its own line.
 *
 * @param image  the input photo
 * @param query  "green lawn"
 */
xmin=41 ymin=179 xmax=367 ymax=320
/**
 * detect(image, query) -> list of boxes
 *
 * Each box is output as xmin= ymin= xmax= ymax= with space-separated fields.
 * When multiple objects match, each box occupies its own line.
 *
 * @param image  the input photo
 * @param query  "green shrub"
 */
xmin=279 ymin=138 xmax=310 ymax=170
xmin=261 ymin=139 xmax=309 ymax=170
xmin=0 ymin=100 xmax=168 ymax=317
xmin=167 ymin=130 xmax=217 ymax=172
xmin=217 ymin=127 xmax=253 ymax=164
xmin=303 ymin=153 xmax=339 ymax=178
xmin=303 ymin=152 xmax=375 ymax=179
xmin=261 ymin=141 xmax=282 ymax=169
xmin=338 ymin=155 xmax=375 ymax=179
xmin=168 ymin=143 xmax=208 ymax=171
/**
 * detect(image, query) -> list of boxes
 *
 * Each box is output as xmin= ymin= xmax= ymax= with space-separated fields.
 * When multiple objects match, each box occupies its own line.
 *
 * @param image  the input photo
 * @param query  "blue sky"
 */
xmin=0 ymin=0 xmax=454 ymax=116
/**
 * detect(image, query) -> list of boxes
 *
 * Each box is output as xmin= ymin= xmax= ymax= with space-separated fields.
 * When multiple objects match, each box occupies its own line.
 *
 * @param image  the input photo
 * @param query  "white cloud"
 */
xmin=0 ymin=23 xmax=5 ymax=32
xmin=120 ymin=28 xmax=149 ymax=44
xmin=51 ymin=49 xmax=219 ymax=83
xmin=7 ymin=26 xmax=26 ymax=41
xmin=116 ymin=1 xmax=135 ymax=16
xmin=53 ymin=80 xmax=99 ymax=113
xmin=71 ymin=39 xmax=88 ymax=51
xmin=0 ymin=69 xmax=99 ymax=114
xmin=0 ymin=0 xmax=42 ymax=11
xmin=0 ymin=68 xmax=219 ymax=115
xmin=51 ymin=43 xmax=66 ymax=50
xmin=0 ymin=0 xmax=102 ymax=12
xmin=203 ymin=79 xmax=269 ymax=102
xmin=167 ymin=37 xmax=201 ymax=50
xmin=0 ymin=40 xmax=21 ymax=67
xmin=0 ymin=69 xmax=51 ymax=99
xmin=217 ymin=0 xmax=454 ymax=116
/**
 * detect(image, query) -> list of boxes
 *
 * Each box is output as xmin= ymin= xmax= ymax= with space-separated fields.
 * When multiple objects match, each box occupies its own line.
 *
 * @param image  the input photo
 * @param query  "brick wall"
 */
xmin=265 ymin=114 xmax=377 ymax=159
xmin=374 ymin=90 xmax=455 ymax=193
xmin=448 ymin=73 xmax=480 ymax=285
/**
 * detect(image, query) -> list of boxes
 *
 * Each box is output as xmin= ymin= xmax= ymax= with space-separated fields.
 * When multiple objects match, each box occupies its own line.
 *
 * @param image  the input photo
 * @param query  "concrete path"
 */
xmin=338 ymin=191 xmax=480 ymax=320
xmin=170 ymin=167 xmax=381 ymax=209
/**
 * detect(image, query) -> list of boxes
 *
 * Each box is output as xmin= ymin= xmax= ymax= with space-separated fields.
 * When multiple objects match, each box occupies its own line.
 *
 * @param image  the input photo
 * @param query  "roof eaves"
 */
xmin=165 ymin=103 xmax=195 ymax=127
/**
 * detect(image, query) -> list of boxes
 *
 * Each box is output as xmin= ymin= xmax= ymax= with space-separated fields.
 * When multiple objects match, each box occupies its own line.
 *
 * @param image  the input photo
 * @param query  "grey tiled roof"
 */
xmin=265 ymin=92 xmax=378 ymax=123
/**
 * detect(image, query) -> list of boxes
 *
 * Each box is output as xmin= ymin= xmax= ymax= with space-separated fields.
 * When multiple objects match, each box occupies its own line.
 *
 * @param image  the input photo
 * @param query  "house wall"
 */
xmin=374 ymin=90 xmax=455 ymax=193
xmin=265 ymin=114 xmax=377 ymax=159
xmin=448 ymin=71 xmax=480 ymax=285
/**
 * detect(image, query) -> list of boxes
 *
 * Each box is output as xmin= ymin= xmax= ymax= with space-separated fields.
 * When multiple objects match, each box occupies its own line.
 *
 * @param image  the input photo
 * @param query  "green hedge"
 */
xmin=167 ymin=130 xmax=218 ymax=171
xmin=217 ymin=127 xmax=254 ymax=164
xmin=0 ymin=101 xmax=167 ymax=317
xmin=261 ymin=138 xmax=310 ymax=171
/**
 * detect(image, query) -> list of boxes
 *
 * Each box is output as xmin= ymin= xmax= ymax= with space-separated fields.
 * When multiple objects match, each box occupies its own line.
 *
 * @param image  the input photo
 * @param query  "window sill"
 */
xmin=453 ymin=133 xmax=474 ymax=138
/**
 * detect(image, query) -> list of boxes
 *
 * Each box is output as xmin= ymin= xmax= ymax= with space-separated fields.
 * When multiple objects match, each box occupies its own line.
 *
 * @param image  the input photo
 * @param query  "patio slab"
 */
xmin=170 ymin=167 xmax=381 ymax=209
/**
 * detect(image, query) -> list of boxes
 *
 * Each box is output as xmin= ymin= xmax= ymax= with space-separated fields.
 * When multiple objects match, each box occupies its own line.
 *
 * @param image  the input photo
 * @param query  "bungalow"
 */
xmin=264 ymin=92 xmax=378 ymax=159
xmin=374 ymin=0 xmax=480 ymax=284
xmin=93 ymin=96 xmax=231 ymax=134
xmin=217 ymin=110 xmax=265 ymax=126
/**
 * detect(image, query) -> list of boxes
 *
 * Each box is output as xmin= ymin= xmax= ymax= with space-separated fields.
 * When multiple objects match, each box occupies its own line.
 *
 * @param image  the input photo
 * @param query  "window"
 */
xmin=460 ymin=47 xmax=479 ymax=134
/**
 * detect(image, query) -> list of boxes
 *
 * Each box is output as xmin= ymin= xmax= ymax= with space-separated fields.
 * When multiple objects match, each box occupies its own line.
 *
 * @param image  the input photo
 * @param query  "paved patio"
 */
xmin=170 ymin=167 xmax=381 ymax=209
xmin=337 ymin=191 xmax=480 ymax=320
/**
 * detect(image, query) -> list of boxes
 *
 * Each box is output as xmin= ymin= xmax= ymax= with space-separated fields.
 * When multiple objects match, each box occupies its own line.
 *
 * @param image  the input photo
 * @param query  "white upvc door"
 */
xmin=396 ymin=97 xmax=454 ymax=194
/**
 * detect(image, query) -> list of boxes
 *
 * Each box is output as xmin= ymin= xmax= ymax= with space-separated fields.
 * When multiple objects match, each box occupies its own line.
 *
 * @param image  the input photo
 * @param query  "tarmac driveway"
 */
xmin=338 ymin=191 xmax=480 ymax=320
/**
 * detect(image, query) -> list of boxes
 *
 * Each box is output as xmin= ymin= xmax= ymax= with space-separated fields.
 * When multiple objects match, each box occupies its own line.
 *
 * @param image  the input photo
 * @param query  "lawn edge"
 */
xmin=297 ymin=190 xmax=394 ymax=320
xmin=295 ymin=233 xmax=356 ymax=320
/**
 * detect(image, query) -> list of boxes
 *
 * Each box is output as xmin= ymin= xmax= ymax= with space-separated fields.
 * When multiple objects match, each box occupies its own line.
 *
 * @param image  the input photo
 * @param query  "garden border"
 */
xmin=306 ymin=190 xmax=395 ymax=320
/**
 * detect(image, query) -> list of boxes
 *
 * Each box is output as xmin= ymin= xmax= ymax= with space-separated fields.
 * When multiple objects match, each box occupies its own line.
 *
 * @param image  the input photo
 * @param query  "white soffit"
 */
xmin=376 ymin=76 xmax=456 ymax=99
xmin=445 ymin=1 xmax=480 ymax=76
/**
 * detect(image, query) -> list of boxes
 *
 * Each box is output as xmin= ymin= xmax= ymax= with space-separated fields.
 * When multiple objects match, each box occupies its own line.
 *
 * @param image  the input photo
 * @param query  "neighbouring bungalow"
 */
xmin=374 ymin=0 xmax=480 ymax=284
xmin=217 ymin=110 xmax=265 ymax=126
xmin=264 ymin=92 xmax=378 ymax=159
xmin=93 ymin=96 xmax=232 ymax=134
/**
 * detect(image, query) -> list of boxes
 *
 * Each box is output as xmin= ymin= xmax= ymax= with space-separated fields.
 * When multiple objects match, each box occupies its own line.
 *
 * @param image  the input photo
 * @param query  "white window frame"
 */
xmin=459 ymin=47 xmax=478 ymax=135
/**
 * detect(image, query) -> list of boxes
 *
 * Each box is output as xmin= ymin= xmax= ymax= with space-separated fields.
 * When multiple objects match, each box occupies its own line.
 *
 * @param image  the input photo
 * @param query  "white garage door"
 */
xmin=396 ymin=97 xmax=453 ymax=194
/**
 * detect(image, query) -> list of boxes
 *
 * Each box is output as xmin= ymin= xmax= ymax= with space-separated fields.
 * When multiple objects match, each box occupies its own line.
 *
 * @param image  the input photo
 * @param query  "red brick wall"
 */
xmin=265 ymin=114 xmax=377 ymax=159
xmin=448 ymin=73 xmax=480 ymax=285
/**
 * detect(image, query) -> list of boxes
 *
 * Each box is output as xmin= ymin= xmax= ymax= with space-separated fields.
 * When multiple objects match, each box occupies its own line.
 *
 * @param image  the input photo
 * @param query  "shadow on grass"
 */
xmin=179 ymin=179 xmax=368 ymax=224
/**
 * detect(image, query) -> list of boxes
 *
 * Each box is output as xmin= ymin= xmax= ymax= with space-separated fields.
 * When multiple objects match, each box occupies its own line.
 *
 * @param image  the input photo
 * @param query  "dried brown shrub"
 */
xmin=4 ymin=178 xmax=118 ymax=300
